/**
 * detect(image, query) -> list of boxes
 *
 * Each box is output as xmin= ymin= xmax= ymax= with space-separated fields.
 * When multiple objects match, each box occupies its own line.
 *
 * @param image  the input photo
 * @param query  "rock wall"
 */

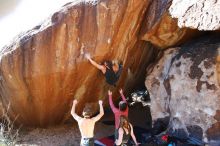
xmin=169 ymin=0 xmax=220 ymax=30
xmin=145 ymin=35 xmax=220 ymax=142
xmin=0 ymin=3 xmax=219 ymax=144
xmin=140 ymin=0 xmax=200 ymax=49
xmin=0 ymin=0 xmax=156 ymax=127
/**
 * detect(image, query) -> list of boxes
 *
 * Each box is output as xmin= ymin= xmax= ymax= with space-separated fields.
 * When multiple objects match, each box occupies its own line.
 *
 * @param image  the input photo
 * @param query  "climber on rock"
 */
xmin=85 ymin=53 xmax=123 ymax=86
xmin=71 ymin=99 xmax=104 ymax=146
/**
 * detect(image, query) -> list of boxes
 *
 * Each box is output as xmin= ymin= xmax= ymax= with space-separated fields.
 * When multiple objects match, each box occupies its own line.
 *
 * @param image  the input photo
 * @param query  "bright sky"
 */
xmin=0 ymin=0 xmax=74 ymax=49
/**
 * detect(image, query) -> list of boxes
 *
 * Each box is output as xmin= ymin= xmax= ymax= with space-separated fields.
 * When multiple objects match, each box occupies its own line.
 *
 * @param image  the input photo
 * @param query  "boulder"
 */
xmin=0 ymin=0 xmax=156 ymax=127
xmin=145 ymin=35 xmax=220 ymax=142
xmin=169 ymin=0 xmax=220 ymax=30
xmin=140 ymin=0 xmax=200 ymax=49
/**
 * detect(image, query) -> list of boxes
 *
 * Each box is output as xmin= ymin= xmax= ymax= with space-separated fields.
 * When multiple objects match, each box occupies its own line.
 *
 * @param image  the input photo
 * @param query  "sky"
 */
xmin=0 ymin=0 xmax=74 ymax=49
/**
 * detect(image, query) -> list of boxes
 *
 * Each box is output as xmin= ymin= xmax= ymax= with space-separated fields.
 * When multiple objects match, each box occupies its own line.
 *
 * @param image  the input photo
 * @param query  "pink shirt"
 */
xmin=109 ymin=93 xmax=128 ymax=129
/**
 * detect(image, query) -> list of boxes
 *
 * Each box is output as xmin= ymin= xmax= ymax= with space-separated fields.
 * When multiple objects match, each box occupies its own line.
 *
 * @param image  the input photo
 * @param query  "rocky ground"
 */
xmin=16 ymin=111 xmax=115 ymax=146
xmin=16 ymin=105 xmax=150 ymax=146
xmin=17 ymin=122 xmax=114 ymax=146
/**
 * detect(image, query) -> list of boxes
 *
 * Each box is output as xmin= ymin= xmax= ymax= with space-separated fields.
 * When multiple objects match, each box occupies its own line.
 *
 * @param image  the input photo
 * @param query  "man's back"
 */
xmin=78 ymin=118 xmax=96 ymax=138
xmin=71 ymin=99 xmax=104 ymax=146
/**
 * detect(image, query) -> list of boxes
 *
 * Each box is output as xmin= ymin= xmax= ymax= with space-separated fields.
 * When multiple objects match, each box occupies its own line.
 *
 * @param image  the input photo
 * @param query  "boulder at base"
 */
xmin=145 ymin=35 xmax=220 ymax=143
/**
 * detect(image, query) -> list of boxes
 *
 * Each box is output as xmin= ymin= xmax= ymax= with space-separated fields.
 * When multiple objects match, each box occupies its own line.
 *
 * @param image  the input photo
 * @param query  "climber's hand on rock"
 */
xmin=85 ymin=53 xmax=91 ymax=60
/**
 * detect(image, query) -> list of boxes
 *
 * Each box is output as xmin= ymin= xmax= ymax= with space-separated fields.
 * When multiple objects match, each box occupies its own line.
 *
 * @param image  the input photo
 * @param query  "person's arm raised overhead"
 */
xmin=85 ymin=54 xmax=106 ymax=73
xmin=71 ymin=99 xmax=82 ymax=122
xmin=92 ymin=100 xmax=104 ymax=122
xmin=130 ymin=124 xmax=139 ymax=145
xmin=119 ymin=88 xmax=127 ymax=102
xmin=108 ymin=90 xmax=117 ymax=112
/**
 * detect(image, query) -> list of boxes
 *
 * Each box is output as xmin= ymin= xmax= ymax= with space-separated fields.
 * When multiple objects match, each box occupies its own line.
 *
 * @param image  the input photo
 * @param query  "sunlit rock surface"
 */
xmin=145 ymin=35 xmax=220 ymax=142
xmin=0 ymin=0 xmax=157 ymax=127
xmin=140 ymin=0 xmax=199 ymax=49
xmin=169 ymin=0 xmax=220 ymax=30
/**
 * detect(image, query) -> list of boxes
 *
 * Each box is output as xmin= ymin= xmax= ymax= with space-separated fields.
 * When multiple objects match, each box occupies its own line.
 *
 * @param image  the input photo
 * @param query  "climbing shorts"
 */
xmin=80 ymin=137 xmax=94 ymax=146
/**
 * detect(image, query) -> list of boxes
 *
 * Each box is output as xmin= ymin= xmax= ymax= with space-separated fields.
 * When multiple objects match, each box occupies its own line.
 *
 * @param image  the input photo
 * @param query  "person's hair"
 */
xmin=112 ymin=60 xmax=118 ymax=66
xmin=119 ymin=115 xmax=131 ymax=134
xmin=119 ymin=101 xmax=127 ymax=111
xmin=82 ymin=106 xmax=93 ymax=118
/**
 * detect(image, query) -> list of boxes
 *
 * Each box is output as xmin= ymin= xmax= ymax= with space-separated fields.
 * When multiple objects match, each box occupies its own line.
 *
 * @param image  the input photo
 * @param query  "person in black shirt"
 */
xmin=115 ymin=115 xmax=139 ymax=146
xmin=85 ymin=54 xmax=122 ymax=86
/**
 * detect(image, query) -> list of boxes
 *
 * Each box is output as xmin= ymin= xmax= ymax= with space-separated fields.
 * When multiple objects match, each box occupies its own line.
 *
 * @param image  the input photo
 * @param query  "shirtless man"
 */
xmin=71 ymin=99 xmax=104 ymax=146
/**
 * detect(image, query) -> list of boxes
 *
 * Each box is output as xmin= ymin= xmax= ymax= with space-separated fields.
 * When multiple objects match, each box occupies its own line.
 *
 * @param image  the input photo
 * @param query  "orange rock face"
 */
xmin=0 ymin=0 xmax=157 ymax=127
xmin=1 ymin=1 xmax=217 ymax=135
xmin=140 ymin=0 xmax=201 ymax=49
xmin=141 ymin=12 xmax=187 ymax=48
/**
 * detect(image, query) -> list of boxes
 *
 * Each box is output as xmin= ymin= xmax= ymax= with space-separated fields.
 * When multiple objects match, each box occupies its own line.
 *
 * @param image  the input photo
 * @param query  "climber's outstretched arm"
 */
xmin=85 ymin=54 xmax=106 ymax=73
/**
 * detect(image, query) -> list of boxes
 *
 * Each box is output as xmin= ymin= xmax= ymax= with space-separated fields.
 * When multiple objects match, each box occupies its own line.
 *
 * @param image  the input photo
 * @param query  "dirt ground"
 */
xmin=16 ymin=122 xmax=114 ymax=146
xmin=16 ymin=111 xmax=115 ymax=146
xmin=16 ymin=106 xmax=151 ymax=146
